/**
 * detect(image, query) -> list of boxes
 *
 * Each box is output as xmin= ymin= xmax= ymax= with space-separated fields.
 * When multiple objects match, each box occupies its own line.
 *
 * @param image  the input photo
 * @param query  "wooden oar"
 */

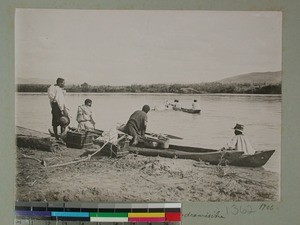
xmin=117 ymin=123 xmax=183 ymax=140
xmin=146 ymin=132 xmax=183 ymax=140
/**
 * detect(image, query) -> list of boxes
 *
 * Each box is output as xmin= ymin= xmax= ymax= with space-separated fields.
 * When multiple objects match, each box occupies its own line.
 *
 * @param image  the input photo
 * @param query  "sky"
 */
xmin=15 ymin=10 xmax=282 ymax=85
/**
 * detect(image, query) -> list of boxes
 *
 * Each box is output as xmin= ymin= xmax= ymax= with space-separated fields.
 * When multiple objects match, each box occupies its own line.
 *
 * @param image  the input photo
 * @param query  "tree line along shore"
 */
xmin=17 ymin=82 xmax=281 ymax=94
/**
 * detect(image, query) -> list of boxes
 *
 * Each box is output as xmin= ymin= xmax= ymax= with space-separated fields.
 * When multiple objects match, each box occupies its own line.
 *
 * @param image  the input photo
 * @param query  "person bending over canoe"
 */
xmin=123 ymin=105 xmax=150 ymax=146
xmin=76 ymin=99 xmax=96 ymax=131
xmin=48 ymin=77 xmax=69 ymax=140
xmin=223 ymin=124 xmax=255 ymax=154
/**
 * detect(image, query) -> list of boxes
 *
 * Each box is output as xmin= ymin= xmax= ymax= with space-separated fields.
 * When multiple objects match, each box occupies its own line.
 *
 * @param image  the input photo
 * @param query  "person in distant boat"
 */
xmin=223 ymin=124 xmax=255 ymax=154
xmin=164 ymin=100 xmax=172 ymax=110
xmin=172 ymin=99 xmax=181 ymax=109
xmin=48 ymin=78 xmax=69 ymax=140
xmin=152 ymin=100 xmax=172 ymax=111
xmin=192 ymin=99 xmax=200 ymax=110
xmin=76 ymin=99 xmax=96 ymax=131
xmin=123 ymin=105 xmax=150 ymax=146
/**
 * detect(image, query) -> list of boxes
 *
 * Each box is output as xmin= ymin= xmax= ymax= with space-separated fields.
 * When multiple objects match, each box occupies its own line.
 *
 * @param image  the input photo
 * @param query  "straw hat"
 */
xmin=59 ymin=116 xmax=70 ymax=126
xmin=233 ymin=123 xmax=244 ymax=133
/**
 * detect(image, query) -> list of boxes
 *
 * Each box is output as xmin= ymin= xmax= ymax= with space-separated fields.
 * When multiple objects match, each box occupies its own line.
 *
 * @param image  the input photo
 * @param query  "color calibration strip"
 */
xmin=15 ymin=202 xmax=181 ymax=223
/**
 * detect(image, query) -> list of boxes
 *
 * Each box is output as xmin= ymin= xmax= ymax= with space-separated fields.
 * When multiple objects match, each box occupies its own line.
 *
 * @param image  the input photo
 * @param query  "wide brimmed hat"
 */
xmin=233 ymin=123 xmax=244 ymax=132
xmin=59 ymin=115 xmax=70 ymax=126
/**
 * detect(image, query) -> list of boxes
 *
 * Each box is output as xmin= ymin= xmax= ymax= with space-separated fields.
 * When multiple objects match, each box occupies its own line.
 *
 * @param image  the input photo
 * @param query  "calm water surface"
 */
xmin=16 ymin=93 xmax=281 ymax=172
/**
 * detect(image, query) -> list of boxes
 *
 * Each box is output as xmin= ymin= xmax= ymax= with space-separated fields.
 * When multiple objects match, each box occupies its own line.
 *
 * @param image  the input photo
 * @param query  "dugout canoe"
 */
xmin=128 ymin=144 xmax=275 ymax=167
xmin=129 ymin=146 xmax=244 ymax=166
xmin=181 ymin=108 xmax=201 ymax=114
xmin=172 ymin=106 xmax=201 ymax=114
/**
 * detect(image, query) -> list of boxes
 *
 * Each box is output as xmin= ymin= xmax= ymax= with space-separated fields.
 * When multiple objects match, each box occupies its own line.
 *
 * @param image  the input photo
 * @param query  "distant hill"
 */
xmin=17 ymin=78 xmax=53 ymax=85
xmin=217 ymin=71 xmax=281 ymax=84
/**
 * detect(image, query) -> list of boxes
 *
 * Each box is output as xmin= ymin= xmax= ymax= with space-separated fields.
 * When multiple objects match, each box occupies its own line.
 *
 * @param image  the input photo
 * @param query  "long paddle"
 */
xmin=117 ymin=123 xmax=183 ymax=140
xmin=145 ymin=132 xmax=183 ymax=140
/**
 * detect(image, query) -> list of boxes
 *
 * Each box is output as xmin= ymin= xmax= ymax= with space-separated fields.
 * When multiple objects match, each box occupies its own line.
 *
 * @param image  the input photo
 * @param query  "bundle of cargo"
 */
xmin=139 ymin=135 xmax=170 ymax=149
xmin=65 ymin=130 xmax=94 ymax=149
xmin=93 ymin=134 xmax=130 ymax=158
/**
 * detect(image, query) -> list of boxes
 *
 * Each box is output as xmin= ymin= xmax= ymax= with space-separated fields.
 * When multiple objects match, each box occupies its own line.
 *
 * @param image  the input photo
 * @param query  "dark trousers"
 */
xmin=51 ymin=102 xmax=62 ymax=127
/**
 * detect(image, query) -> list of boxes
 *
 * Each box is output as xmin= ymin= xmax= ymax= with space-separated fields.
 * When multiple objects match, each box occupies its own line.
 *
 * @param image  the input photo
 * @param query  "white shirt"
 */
xmin=226 ymin=134 xmax=256 ymax=154
xmin=47 ymin=84 xmax=66 ymax=111
xmin=192 ymin=102 xmax=200 ymax=110
xmin=76 ymin=105 xmax=95 ymax=130
xmin=76 ymin=105 xmax=93 ymax=122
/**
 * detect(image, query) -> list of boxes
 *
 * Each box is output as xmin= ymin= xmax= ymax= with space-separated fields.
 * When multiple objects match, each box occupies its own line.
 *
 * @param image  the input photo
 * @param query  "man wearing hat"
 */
xmin=224 ymin=123 xmax=255 ymax=154
xmin=122 ymin=105 xmax=150 ymax=146
xmin=47 ymin=78 xmax=69 ymax=140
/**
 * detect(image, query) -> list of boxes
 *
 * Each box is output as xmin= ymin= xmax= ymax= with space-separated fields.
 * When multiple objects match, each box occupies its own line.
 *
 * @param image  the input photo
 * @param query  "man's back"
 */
xmin=47 ymin=84 xmax=65 ymax=111
xmin=128 ymin=110 xmax=147 ymax=128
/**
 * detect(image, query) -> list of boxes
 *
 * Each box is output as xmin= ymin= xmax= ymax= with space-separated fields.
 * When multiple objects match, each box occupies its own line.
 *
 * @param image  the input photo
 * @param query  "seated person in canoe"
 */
xmin=171 ymin=99 xmax=181 ymax=110
xmin=223 ymin=123 xmax=255 ymax=154
xmin=76 ymin=99 xmax=96 ymax=131
xmin=164 ymin=100 xmax=173 ymax=110
xmin=192 ymin=99 xmax=200 ymax=110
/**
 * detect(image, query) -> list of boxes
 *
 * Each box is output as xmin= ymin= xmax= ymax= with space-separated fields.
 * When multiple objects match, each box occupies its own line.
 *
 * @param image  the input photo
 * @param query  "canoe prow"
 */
xmin=129 ymin=147 xmax=244 ymax=165
xmin=129 ymin=144 xmax=275 ymax=168
xmin=230 ymin=150 xmax=275 ymax=167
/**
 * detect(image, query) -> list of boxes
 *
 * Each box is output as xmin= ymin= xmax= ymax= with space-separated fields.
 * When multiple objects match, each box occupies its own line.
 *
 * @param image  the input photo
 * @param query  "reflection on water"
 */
xmin=16 ymin=93 xmax=281 ymax=172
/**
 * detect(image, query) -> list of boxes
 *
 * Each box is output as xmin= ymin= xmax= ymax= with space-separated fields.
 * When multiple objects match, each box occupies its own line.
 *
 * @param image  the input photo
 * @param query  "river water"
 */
xmin=16 ymin=93 xmax=281 ymax=172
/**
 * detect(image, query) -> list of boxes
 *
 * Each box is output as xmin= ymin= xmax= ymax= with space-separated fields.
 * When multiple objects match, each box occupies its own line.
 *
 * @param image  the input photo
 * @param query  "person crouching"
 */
xmin=76 ymin=99 xmax=96 ymax=131
xmin=123 ymin=105 xmax=150 ymax=146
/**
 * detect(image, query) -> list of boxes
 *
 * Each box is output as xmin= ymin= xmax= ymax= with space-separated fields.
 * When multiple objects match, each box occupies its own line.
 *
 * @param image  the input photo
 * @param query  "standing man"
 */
xmin=48 ymin=78 xmax=69 ymax=140
xmin=123 ymin=105 xmax=150 ymax=146
xmin=76 ymin=98 xmax=96 ymax=131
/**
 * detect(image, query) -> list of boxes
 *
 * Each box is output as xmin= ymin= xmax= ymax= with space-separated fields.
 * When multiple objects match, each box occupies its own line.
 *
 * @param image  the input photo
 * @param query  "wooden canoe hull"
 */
xmin=168 ymin=144 xmax=217 ymax=153
xmin=169 ymin=144 xmax=275 ymax=167
xmin=128 ymin=145 xmax=275 ymax=167
xmin=230 ymin=150 xmax=275 ymax=167
xmin=129 ymin=147 xmax=244 ymax=166
xmin=172 ymin=106 xmax=181 ymax=111
xmin=181 ymin=108 xmax=201 ymax=114
xmin=172 ymin=107 xmax=201 ymax=114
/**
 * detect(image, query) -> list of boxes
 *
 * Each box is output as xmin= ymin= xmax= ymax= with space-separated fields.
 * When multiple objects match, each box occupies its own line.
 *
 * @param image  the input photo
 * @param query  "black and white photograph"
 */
xmin=15 ymin=9 xmax=281 ymax=202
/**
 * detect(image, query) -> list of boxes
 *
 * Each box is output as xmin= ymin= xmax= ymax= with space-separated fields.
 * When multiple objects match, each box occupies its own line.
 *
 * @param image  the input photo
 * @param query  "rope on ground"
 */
xmin=46 ymin=134 xmax=127 ymax=168
xmin=22 ymin=154 xmax=47 ymax=167
xmin=47 ymin=141 xmax=110 ymax=168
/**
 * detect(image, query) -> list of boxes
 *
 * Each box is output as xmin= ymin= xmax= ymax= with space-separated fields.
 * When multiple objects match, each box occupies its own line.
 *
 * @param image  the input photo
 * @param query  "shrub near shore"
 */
xmin=17 ymin=82 xmax=281 ymax=94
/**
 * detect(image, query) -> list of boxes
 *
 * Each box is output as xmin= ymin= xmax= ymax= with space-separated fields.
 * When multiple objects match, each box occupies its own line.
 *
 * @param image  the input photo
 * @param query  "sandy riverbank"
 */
xmin=15 ymin=127 xmax=279 ymax=202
